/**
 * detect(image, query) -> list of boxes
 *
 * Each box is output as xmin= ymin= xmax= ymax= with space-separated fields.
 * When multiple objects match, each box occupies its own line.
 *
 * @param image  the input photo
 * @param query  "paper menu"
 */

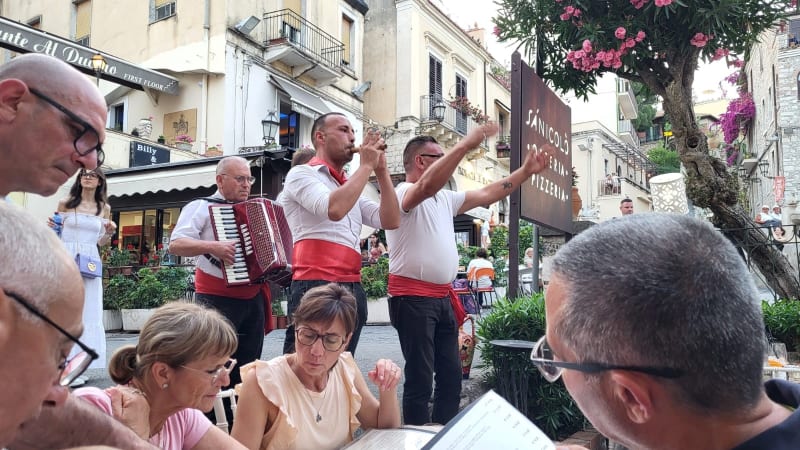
xmin=342 ymin=426 xmax=439 ymax=449
xmin=421 ymin=390 xmax=555 ymax=450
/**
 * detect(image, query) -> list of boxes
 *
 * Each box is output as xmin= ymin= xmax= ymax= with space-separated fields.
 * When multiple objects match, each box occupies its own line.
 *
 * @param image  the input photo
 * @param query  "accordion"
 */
xmin=208 ymin=198 xmax=293 ymax=286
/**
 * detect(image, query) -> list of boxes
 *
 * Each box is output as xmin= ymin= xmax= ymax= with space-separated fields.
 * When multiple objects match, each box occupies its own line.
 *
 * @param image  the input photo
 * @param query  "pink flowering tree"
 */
xmin=495 ymin=0 xmax=800 ymax=298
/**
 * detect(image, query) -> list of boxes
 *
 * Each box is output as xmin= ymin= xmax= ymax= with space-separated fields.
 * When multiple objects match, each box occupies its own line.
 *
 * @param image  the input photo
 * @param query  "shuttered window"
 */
xmin=75 ymin=1 xmax=90 ymax=42
xmin=342 ymin=15 xmax=353 ymax=66
xmin=429 ymin=55 xmax=442 ymax=98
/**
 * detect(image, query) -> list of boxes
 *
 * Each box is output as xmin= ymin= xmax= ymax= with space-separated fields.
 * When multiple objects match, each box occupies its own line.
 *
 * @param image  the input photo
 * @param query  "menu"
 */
xmin=344 ymin=390 xmax=554 ymax=450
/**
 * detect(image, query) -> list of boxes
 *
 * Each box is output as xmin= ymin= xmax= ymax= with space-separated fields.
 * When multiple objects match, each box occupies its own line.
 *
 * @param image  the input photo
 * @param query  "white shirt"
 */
xmin=386 ymin=183 xmax=466 ymax=284
xmin=170 ymin=191 xmax=225 ymax=278
xmin=467 ymin=257 xmax=494 ymax=288
xmin=279 ymin=164 xmax=383 ymax=253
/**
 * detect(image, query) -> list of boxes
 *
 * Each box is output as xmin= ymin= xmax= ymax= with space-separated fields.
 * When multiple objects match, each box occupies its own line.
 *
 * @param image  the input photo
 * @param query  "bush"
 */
xmin=361 ymin=257 xmax=389 ymax=299
xmin=477 ymin=293 xmax=587 ymax=440
xmin=109 ymin=267 xmax=190 ymax=310
xmin=763 ymin=299 xmax=800 ymax=352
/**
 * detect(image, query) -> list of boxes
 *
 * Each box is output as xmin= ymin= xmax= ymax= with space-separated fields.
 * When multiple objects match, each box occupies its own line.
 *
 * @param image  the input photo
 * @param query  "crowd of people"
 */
xmin=1 ymin=52 xmax=798 ymax=450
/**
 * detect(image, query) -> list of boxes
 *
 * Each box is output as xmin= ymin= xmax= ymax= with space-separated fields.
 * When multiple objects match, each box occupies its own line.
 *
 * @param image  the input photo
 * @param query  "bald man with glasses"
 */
xmin=0 ymin=55 xmax=155 ymax=449
xmin=0 ymin=54 xmax=106 ymax=199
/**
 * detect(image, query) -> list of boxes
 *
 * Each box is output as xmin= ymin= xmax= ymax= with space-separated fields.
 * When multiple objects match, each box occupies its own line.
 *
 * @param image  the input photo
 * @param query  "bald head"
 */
xmin=0 ymin=53 xmax=107 ymax=196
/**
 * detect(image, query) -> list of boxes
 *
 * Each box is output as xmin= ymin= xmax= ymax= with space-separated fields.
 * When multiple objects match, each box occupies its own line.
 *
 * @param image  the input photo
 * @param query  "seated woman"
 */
xmin=232 ymin=283 xmax=401 ymax=450
xmin=73 ymin=302 xmax=246 ymax=450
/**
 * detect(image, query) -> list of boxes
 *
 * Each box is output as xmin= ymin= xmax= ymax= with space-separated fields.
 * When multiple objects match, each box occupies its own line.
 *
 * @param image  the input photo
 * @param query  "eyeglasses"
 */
xmin=81 ymin=171 xmax=98 ymax=179
xmin=180 ymin=358 xmax=237 ymax=385
xmin=29 ymin=88 xmax=105 ymax=166
xmin=296 ymin=327 xmax=346 ymax=352
xmin=529 ymin=335 xmax=683 ymax=383
xmin=220 ymin=174 xmax=256 ymax=185
xmin=419 ymin=153 xmax=444 ymax=159
xmin=3 ymin=290 xmax=98 ymax=387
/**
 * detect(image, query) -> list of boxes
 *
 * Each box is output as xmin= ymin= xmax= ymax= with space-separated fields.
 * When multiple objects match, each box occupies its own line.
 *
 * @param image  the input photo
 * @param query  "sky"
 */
xmin=437 ymin=0 xmax=734 ymax=102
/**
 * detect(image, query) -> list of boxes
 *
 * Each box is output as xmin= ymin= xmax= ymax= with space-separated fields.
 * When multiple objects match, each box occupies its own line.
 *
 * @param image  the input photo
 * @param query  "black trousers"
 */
xmin=196 ymin=291 xmax=264 ymax=425
xmin=389 ymin=295 xmax=461 ymax=425
xmin=282 ymin=280 xmax=367 ymax=355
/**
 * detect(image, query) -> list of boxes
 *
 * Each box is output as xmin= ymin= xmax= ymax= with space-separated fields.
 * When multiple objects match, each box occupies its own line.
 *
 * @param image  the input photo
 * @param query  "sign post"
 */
xmin=508 ymin=53 xmax=572 ymax=299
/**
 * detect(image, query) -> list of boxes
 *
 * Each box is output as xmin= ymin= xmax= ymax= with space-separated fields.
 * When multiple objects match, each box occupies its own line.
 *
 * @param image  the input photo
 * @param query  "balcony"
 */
xmin=496 ymin=136 xmax=511 ymax=159
xmin=618 ymin=119 xmax=640 ymax=147
xmin=263 ymin=9 xmax=344 ymax=87
xmin=617 ymin=79 xmax=638 ymax=120
xmin=416 ymin=94 xmax=487 ymax=151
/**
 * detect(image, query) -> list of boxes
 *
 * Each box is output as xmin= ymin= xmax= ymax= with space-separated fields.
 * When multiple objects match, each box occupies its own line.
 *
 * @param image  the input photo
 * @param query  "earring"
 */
xmin=162 ymin=383 xmax=169 ymax=389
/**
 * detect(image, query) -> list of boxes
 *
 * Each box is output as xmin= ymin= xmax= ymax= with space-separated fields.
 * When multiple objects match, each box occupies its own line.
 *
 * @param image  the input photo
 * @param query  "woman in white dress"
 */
xmin=56 ymin=168 xmax=117 ymax=386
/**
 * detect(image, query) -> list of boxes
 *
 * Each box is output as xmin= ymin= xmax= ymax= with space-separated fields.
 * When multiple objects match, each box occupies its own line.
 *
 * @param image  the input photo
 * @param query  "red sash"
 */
xmin=388 ymin=274 xmax=467 ymax=325
xmin=293 ymin=239 xmax=362 ymax=282
xmin=308 ymin=157 xmax=348 ymax=186
xmin=194 ymin=268 xmax=261 ymax=299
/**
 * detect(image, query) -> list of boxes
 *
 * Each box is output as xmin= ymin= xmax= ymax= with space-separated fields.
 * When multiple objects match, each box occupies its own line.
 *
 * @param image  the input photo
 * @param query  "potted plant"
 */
xmin=119 ymin=267 xmax=189 ymax=331
xmin=103 ymin=274 xmax=134 ymax=331
xmin=174 ymin=134 xmax=194 ymax=151
xmin=495 ymin=137 xmax=511 ymax=158
xmin=157 ymin=135 xmax=166 ymax=144
xmin=272 ymin=298 xmax=288 ymax=329
xmin=104 ymin=242 xmax=134 ymax=276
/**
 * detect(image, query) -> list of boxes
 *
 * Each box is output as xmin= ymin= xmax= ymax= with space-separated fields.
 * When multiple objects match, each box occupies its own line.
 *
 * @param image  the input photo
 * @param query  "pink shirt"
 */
xmin=74 ymin=386 xmax=212 ymax=450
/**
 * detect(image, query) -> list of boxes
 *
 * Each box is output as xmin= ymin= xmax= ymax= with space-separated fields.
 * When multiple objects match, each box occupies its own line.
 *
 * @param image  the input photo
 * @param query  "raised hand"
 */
xmin=461 ymin=122 xmax=499 ymax=150
xmin=367 ymin=358 xmax=402 ymax=392
xmin=522 ymin=143 xmax=552 ymax=176
xmin=358 ymin=129 xmax=387 ymax=171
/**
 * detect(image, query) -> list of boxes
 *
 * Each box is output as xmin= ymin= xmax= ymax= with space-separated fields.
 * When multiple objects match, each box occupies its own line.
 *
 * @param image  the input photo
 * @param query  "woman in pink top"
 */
xmin=232 ymin=283 xmax=401 ymax=449
xmin=74 ymin=302 xmax=246 ymax=450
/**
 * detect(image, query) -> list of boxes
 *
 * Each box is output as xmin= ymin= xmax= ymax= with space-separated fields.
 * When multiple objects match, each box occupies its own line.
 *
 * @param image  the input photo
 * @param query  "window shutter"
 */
xmin=75 ymin=1 xmax=91 ymax=39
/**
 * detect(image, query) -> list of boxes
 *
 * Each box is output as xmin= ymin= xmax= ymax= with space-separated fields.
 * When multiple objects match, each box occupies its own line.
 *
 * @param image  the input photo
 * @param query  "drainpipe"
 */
xmin=200 ymin=0 xmax=211 ymax=154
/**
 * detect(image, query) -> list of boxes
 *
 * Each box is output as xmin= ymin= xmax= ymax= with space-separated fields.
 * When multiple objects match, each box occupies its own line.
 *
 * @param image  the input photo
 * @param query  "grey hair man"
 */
xmin=542 ymin=214 xmax=799 ymax=450
xmin=0 ymin=202 xmax=84 ymax=447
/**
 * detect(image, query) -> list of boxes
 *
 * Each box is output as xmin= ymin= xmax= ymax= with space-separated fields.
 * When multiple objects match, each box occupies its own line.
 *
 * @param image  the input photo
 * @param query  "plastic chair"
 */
xmin=468 ymin=267 xmax=499 ymax=308
xmin=212 ymin=388 xmax=238 ymax=433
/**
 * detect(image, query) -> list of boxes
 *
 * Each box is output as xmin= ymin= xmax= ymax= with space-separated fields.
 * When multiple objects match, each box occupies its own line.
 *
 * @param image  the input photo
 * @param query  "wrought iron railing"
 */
xmin=263 ymin=9 xmax=345 ymax=70
xmin=419 ymin=94 xmax=482 ymax=137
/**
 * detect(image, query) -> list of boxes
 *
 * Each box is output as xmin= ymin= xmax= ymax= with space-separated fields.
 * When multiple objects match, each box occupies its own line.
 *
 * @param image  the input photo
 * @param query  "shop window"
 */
xmin=279 ymin=102 xmax=299 ymax=149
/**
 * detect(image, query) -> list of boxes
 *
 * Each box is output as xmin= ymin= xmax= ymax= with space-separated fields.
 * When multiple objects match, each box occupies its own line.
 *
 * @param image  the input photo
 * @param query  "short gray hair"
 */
xmin=216 ymin=156 xmax=249 ymax=175
xmin=551 ymin=213 xmax=764 ymax=413
xmin=0 ymin=203 xmax=75 ymax=316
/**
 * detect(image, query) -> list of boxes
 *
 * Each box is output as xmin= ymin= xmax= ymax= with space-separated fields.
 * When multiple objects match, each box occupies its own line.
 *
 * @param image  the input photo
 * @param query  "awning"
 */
xmin=107 ymin=163 xmax=218 ymax=198
xmin=464 ymin=206 xmax=492 ymax=221
xmin=0 ymin=16 xmax=178 ymax=95
xmin=271 ymin=77 xmax=330 ymax=119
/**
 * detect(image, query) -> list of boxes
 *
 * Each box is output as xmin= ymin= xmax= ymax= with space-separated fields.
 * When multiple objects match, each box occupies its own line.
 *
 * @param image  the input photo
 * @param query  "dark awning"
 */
xmin=0 ymin=16 xmax=178 ymax=95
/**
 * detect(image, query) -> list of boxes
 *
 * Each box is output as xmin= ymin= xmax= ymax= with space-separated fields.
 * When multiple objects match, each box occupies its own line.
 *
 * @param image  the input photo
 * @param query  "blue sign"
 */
xmin=129 ymin=141 xmax=170 ymax=167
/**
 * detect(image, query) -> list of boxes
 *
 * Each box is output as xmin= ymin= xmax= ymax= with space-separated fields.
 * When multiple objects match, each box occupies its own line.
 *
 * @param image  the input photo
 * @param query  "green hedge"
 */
xmin=361 ymin=257 xmax=389 ymax=299
xmin=763 ymin=299 xmax=800 ymax=352
xmin=477 ymin=293 xmax=586 ymax=440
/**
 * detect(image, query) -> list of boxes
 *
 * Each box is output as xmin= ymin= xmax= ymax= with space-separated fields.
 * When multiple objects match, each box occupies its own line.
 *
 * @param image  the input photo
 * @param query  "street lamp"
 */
xmin=90 ymin=53 xmax=107 ymax=86
xmin=261 ymin=110 xmax=280 ymax=145
xmin=432 ymin=99 xmax=446 ymax=123
xmin=758 ymin=159 xmax=769 ymax=177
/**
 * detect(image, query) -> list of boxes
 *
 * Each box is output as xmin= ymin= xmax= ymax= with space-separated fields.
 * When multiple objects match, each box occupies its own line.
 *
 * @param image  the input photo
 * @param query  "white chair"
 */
xmin=212 ymin=388 xmax=238 ymax=433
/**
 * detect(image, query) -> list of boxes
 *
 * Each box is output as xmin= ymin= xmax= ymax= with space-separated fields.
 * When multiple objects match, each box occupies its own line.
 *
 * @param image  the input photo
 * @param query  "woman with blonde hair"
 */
xmin=233 ymin=283 xmax=401 ymax=449
xmin=51 ymin=168 xmax=116 ymax=386
xmin=73 ymin=302 xmax=247 ymax=450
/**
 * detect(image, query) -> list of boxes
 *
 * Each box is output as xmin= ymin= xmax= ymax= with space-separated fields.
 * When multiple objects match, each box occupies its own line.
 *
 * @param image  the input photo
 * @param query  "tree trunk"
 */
xmin=650 ymin=66 xmax=800 ymax=300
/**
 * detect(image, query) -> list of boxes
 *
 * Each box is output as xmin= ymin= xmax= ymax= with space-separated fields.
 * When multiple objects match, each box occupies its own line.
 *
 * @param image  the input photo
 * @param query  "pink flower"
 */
xmin=560 ymin=12 xmax=571 ymax=20
xmin=582 ymin=39 xmax=593 ymax=52
xmin=615 ymin=27 xmax=627 ymax=40
xmin=625 ymin=38 xmax=636 ymax=48
xmin=690 ymin=32 xmax=711 ymax=48
xmin=574 ymin=50 xmax=585 ymax=59
xmin=573 ymin=8 xmax=582 ymax=17
xmin=636 ymin=31 xmax=646 ymax=42
xmin=630 ymin=0 xmax=648 ymax=8
xmin=565 ymin=5 xmax=574 ymax=14
xmin=655 ymin=0 xmax=673 ymax=5
xmin=711 ymin=48 xmax=730 ymax=61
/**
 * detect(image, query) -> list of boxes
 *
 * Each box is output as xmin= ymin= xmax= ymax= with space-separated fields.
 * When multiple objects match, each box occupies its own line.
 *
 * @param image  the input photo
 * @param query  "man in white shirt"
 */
xmin=279 ymin=113 xmax=399 ymax=354
xmin=386 ymin=124 xmax=549 ymax=425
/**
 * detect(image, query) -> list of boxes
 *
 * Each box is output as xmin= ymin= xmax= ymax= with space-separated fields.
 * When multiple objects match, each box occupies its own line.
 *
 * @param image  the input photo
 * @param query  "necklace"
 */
xmin=308 ymin=379 xmax=329 ymax=423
